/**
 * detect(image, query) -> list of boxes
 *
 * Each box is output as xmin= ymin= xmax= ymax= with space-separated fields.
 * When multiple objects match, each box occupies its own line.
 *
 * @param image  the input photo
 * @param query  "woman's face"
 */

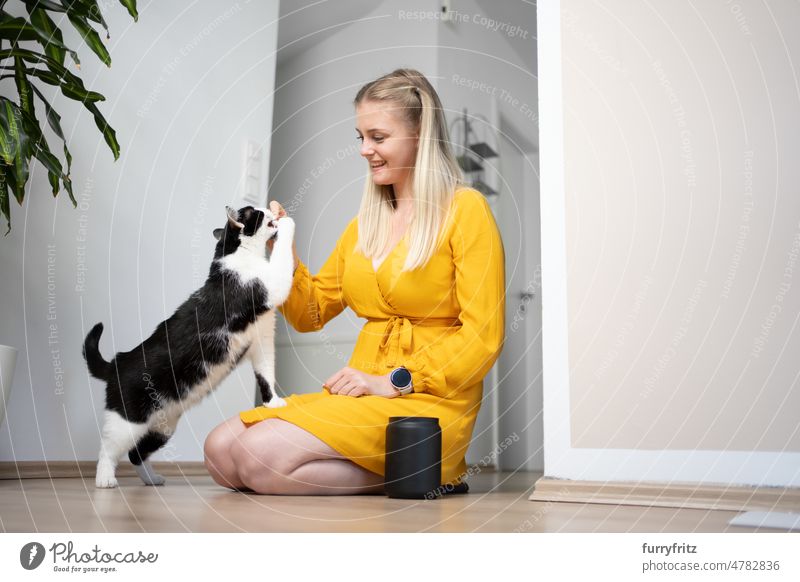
xmin=355 ymin=99 xmax=418 ymax=188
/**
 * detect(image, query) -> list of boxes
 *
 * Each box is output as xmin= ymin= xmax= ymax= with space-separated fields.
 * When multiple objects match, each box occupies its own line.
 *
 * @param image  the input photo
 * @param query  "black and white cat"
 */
xmin=83 ymin=205 xmax=295 ymax=488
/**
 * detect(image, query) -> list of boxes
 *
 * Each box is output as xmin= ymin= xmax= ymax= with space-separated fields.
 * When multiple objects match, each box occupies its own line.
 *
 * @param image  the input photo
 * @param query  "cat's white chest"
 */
xmin=220 ymin=250 xmax=268 ymax=284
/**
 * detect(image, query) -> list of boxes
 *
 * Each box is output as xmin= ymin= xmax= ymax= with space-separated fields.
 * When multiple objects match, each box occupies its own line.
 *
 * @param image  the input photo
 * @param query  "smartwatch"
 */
xmin=389 ymin=366 xmax=413 ymax=396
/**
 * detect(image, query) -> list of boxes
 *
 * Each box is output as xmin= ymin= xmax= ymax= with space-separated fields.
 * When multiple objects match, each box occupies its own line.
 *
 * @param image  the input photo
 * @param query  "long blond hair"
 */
xmin=353 ymin=68 xmax=464 ymax=271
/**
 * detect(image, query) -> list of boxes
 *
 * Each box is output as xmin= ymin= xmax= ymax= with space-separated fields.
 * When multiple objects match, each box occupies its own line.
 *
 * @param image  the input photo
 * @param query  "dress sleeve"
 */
xmin=405 ymin=191 xmax=506 ymax=397
xmin=277 ymin=219 xmax=352 ymax=332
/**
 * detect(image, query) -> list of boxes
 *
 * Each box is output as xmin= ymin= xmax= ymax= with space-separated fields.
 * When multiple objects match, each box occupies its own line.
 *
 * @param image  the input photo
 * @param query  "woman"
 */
xmin=203 ymin=68 xmax=505 ymax=495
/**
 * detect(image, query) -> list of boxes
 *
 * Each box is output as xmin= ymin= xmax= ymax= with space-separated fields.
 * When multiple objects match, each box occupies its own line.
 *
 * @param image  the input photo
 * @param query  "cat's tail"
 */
xmin=83 ymin=323 xmax=110 ymax=381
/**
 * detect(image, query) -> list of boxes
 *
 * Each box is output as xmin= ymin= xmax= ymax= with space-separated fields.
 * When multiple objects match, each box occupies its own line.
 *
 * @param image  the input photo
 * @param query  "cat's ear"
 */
xmin=225 ymin=206 xmax=244 ymax=231
xmin=212 ymin=228 xmax=224 ymax=240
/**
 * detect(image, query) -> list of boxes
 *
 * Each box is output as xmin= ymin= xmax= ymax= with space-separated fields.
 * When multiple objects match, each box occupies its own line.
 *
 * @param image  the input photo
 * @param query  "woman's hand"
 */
xmin=269 ymin=200 xmax=287 ymax=220
xmin=323 ymin=366 xmax=397 ymax=398
xmin=266 ymin=201 xmax=287 ymax=253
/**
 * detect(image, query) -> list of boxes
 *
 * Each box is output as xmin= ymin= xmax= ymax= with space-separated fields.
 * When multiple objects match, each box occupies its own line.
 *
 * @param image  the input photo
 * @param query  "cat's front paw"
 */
xmin=277 ymin=217 xmax=295 ymax=238
xmin=264 ymin=396 xmax=287 ymax=408
xmin=95 ymin=461 xmax=118 ymax=488
xmin=95 ymin=473 xmax=118 ymax=489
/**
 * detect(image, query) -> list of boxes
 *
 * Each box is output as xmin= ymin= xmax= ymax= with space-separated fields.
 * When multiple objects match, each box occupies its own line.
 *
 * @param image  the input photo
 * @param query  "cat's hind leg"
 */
xmin=128 ymin=410 xmax=180 ymax=486
xmin=128 ymin=432 xmax=169 ymax=486
xmin=96 ymin=410 xmax=150 ymax=489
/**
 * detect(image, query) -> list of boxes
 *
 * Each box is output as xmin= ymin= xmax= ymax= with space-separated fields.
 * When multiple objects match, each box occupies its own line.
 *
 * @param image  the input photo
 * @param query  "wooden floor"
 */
xmin=0 ymin=470 xmax=768 ymax=533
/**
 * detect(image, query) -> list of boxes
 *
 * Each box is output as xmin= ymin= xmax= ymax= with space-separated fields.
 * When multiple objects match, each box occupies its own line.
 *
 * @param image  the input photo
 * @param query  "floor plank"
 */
xmin=0 ymin=470 xmax=770 ymax=533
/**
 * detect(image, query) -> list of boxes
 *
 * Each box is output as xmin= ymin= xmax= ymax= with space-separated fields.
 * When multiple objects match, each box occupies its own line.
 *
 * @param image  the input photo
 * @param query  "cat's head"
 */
xmin=212 ymin=205 xmax=278 ymax=256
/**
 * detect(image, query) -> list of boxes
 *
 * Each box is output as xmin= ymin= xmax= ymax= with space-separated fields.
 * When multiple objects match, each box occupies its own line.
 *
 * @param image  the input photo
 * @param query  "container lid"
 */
xmin=388 ymin=416 xmax=440 ymax=425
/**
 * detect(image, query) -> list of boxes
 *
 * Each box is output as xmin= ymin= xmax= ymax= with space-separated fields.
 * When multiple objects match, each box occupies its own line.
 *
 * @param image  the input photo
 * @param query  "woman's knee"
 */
xmin=203 ymin=435 xmax=228 ymax=476
xmin=229 ymin=423 xmax=295 ymax=491
xmin=203 ymin=418 xmax=246 ymax=479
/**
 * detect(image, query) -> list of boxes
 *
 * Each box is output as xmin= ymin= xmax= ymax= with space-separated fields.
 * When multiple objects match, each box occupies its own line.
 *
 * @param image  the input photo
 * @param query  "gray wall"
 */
xmin=270 ymin=0 xmax=539 ymax=467
xmin=436 ymin=0 xmax=540 ymax=470
xmin=0 ymin=2 xmax=279 ymax=462
xmin=269 ymin=0 xmax=440 ymax=402
xmin=540 ymin=0 xmax=800 ymax=486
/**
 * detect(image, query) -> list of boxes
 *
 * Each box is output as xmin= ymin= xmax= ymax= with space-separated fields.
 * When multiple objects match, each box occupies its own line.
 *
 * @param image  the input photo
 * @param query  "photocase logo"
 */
xmin=20 ymin=542 xmax=46 ymax=570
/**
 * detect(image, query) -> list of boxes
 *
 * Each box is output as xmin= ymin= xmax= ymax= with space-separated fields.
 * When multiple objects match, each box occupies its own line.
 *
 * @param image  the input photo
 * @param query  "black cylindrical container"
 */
xmin=384 ymin=416 xmax=442 ymax=499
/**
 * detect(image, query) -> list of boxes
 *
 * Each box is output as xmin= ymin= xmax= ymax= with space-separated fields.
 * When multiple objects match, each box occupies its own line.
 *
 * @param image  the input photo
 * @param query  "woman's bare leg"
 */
xmin=230 ymin=418 xmax=385 ymax=495
xmin=203 ymin=415 xmax=250 ymax=490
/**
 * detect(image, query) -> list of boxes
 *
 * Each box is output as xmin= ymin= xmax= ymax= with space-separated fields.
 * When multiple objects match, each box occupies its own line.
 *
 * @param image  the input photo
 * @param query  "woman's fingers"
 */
xmin=324 ymin=368 xmax=346 ymax=392
xmin=325 ymin=370 xmax=364 ymax=397
xmin=331 ymin=378 xmax=351 ymax=394
xmin=269 ymin=200 xmax=287 ymax=219
xmin=266 ymin=201 xmax=286 ymax=252
xmin=334 ymin=382 xmax=352 ymax=395
xmin=338 ymin=382 xmax=366 ymax=397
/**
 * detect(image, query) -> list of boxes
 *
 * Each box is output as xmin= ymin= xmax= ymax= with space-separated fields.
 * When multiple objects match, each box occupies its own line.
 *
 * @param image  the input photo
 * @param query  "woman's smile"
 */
xmin=356 ymin=99 xmax=418 ymax=190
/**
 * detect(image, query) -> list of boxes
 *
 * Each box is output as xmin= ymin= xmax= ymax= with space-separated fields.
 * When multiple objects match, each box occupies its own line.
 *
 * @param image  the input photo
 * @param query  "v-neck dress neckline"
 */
xmin=372 ymin=235 xmax=407 ymax=273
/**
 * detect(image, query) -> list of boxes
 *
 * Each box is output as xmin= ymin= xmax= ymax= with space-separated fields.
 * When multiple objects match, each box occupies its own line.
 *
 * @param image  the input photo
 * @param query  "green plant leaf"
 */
xmin=31 ymin=85 xmax=76 ymax=204
xmin=118 ymin=0 xmax=139 ymax=23
xmin=22 ymin=66 xmax=105 ymax=102
xmin=28 ymin=83 xmax=65 ymax=140
xmin=0 ymin=166 xmax=10 ymax=234
xmin=46 ymin=169 xmax=60 ymax=195
xmin=13 ymin=55 xmax=35 ymax=119
xmin=25 ymin=4 xmax=77 ymax=67
xmin=16 ymin=62 xmax=116 ymax=162
xmin=16 ymin=100 xmax=74 ymax=204
xmin=63 ymin=0 xmax=109 ymax=38
xmin=2 ymin=162 xmax=18 ymax=197
xmin=0 ymin=10 xmax=43 ymax=42
xmin=0 ymin=114 xmax=13 ymax=165
xmin=0 ymin=96 xmax=73 ymax=205
xmin=84 ymin=101 xmax=119 ymax=160
xmin=0 ymin=98 xmax=32 ymax=204
xmin=17 ymin=61 xmax=118 ymax=161
xmin=67 ymin=13 xmax=110 ymax=66
xmin=0 ymin=0 xmax=138 ymax=234
xmin=0 ymin=98 xmax=18 ymax=165
xmin=0 ymin=48 xmax=105 ymax=101
xmin=3 ymin=9 xmax=78 ymax=66
xmin=84 ymin=0 xmax=110 ymax=33
xmin=23 ymin=1 xmax=67 ymax=14
xmin=30 ymin=138 xmax=63 ymax=180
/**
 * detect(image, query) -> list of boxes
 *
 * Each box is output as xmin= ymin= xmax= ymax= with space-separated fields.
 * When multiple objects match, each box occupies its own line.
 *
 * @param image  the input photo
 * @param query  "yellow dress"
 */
xmin=239 ymin=188 xmax=505 ymax=486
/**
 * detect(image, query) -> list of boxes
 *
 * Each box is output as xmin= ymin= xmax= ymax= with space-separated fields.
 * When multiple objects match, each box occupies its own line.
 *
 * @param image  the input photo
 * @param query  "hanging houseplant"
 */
xmin=0 ymin=0 xmax=138 ymax=234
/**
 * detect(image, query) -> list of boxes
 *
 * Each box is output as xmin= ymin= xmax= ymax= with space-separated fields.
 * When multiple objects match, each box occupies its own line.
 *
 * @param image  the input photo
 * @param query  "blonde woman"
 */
xmin=204 ymin=68 xmax=505 ymax=495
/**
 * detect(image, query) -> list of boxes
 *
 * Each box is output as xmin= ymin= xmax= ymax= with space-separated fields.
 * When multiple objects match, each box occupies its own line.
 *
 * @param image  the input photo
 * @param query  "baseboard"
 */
xmin=0 ymin=461 xmax=209 ymax=480
xmin=530 ymin=476 xmax=800 ymax=512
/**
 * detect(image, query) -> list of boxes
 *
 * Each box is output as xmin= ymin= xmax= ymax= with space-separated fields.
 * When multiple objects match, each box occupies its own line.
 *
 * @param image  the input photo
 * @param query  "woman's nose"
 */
xmin=360 ymin=141 xmax=374 ymax=157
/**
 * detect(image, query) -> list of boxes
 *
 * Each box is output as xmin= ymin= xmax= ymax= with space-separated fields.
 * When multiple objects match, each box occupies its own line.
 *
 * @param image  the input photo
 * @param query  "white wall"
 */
xmin=0 ymin=1 xmax=279 ymax=463
xmin=540 ymin=0 xmax=800 ymax=487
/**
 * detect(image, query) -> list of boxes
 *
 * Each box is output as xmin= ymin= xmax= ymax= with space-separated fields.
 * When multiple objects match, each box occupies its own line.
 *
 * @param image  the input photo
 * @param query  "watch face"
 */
xmin=392 ymin=367 xmax=412 ymax=387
